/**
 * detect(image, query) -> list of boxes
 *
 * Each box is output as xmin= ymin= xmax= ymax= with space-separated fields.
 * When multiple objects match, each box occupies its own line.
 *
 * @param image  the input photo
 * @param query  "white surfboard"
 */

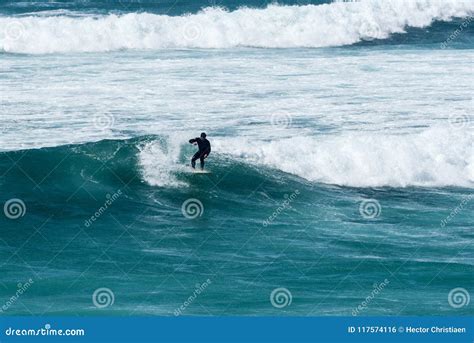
xmin=192 ymin=169 xmax=211 ymax=174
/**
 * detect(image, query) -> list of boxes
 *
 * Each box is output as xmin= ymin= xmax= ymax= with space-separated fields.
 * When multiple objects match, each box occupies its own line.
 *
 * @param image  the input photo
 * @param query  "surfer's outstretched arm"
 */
xmin=189 ymin=138 xmax=197 ymax=144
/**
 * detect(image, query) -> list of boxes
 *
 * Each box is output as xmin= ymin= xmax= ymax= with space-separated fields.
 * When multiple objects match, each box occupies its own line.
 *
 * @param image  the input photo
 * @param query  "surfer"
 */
xmin=189 ymin=132 xmax=211 ymax=170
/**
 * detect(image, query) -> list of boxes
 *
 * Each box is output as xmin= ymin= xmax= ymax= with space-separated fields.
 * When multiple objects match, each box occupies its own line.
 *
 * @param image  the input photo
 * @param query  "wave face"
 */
xmin=0 ymin=0 xmax=473 ymax=53
xmin=1 ymin=131 xmax=471 ymax=189
xmin=152 ymin=128 xmax=474 ymax=188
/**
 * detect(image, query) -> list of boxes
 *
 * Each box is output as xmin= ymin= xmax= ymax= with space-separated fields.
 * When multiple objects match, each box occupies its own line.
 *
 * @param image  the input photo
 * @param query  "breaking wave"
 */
xmin=0 ymin=0 xmax=473 ymax=53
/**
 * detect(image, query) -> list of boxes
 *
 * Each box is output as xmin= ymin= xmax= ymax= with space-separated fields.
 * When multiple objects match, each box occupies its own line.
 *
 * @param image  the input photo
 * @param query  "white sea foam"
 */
xmin=1 ymin=49 xmax=471 ymax=161
xmin=138 ymin=126 xmax=474 ymax=188
xmin=0 ymin=0 xmax=473 ymax=53
xmin=214 ymin=126 xmax=474 ymax=188
xmin=138 ymin=133 xmax=190 ymax=188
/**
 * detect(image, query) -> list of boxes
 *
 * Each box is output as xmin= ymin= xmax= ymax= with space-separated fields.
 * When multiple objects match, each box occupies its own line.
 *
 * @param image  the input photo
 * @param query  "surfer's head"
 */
xmin=200 ymin=132 xmax=207 ymax=138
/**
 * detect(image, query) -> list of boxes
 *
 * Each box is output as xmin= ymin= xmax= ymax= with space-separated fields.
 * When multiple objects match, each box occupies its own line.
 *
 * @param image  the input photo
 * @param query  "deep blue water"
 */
xmin=0 ymin=137 xmax=472 ymax=315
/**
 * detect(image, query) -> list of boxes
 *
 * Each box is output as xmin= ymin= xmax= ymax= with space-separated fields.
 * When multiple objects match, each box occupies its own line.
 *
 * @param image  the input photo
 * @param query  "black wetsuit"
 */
xmin=189 ymin=137 xmax=211 ymax=169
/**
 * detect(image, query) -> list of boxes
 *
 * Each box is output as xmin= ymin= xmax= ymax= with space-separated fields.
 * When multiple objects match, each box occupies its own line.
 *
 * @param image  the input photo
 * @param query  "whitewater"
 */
xmin=1 ymin=48 xmax=472 ymax=188
xmin=0 ymin=0 xmax=473 ymax=53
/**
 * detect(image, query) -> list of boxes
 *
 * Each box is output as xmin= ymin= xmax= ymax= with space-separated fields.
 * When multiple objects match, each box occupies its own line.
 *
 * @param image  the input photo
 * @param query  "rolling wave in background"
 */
xmin=0 ymin=0 xmax=473 ymax=53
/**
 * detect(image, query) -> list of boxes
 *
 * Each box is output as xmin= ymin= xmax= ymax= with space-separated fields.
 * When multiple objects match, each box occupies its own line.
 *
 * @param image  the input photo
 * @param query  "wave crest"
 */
xmin=1 ymin=0 xmax=473 ymax=53
xmin=214 ymin=127 xmax=474 ymax=188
